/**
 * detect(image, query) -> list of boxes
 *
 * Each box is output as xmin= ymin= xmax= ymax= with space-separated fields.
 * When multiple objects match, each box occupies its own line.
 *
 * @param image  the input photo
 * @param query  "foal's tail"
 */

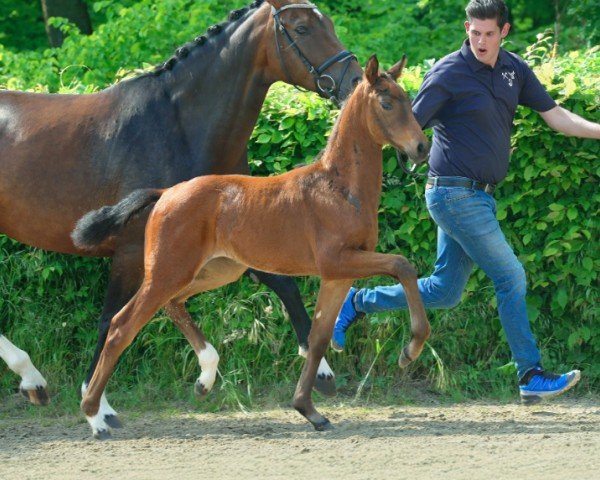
xmin=72 ymin=189 xmax=163 ymax=250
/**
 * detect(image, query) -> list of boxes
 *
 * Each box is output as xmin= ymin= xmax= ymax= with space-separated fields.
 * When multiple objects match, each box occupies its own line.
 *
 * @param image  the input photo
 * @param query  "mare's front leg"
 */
xmin=0 ymin=334 xmax=49 ymax=405
xmin=164 ymin=301 xmax=219 ymax=398
xmin=293 ymin=280 xmax=352 ymax=430
xmin=245 ymin=269 xmax=336 ymax=397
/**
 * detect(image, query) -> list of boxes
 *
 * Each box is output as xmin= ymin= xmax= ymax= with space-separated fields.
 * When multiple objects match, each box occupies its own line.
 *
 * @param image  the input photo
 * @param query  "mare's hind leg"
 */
xmin=245 ymin=269 xmax=336 ymax=397
xmin=164 ymin=302 xmax=219 ymax=398
xmin=0 ymin=334 xmax=49 ymax=405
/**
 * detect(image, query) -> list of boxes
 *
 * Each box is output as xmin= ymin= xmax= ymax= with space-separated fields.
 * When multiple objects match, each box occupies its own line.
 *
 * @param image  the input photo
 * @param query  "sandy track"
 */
xmin=1 ymin=398 xmax=599 ymax=480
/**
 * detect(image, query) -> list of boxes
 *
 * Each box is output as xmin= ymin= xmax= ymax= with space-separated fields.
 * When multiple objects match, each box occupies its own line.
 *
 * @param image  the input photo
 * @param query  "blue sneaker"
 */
xmin=331 ymin=287 xmax=364 ymax=352
xmin=519 ymin=367 xmax=581 ymax=404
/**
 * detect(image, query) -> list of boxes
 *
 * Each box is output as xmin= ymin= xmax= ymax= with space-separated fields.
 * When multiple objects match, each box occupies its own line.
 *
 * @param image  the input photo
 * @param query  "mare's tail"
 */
xmin=72 ymin=189 xmax=163 ymax=250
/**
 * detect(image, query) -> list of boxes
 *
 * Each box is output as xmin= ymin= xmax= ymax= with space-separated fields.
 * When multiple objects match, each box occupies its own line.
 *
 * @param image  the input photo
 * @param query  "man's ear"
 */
xmin=500 ymin=22 xmax=511 ymax=38
xmin=388 ymin=55 xmax=407 ymax=81
xmin=366 ymin=54 xmax=379 ymax=86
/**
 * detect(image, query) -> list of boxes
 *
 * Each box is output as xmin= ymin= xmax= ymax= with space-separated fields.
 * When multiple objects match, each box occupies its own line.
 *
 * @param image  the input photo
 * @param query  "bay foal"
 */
xmin=73 ymin=55 xmax=430 ymax=438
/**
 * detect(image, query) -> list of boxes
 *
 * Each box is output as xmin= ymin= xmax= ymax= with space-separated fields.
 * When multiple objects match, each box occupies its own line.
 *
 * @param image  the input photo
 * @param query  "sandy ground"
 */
xmin=0 ymin=398 xmax=598 ymax=480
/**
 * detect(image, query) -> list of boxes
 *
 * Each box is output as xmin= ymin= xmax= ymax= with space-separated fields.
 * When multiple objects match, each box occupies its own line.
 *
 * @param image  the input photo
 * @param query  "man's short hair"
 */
xmin=465 ymin=0 xmax=509 ymax=29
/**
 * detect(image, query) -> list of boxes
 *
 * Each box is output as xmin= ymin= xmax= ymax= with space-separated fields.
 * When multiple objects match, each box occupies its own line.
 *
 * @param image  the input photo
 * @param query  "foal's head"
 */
xmin=360 ymin=55 xmax=429 ymax=164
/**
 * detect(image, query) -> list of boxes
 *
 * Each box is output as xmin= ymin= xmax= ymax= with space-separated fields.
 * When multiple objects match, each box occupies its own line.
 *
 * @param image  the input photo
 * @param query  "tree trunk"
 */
xmin=40 ymin=0 xmax=92 ymax=48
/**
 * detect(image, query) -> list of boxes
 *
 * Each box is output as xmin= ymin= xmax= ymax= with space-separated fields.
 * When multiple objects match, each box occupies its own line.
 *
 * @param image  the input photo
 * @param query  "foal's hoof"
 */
xmin=20 ymin=385 xmax=50 ymax=406
xmin=398 ymin=346 xmax=413 ymax=369
xmin=104 ymin=414 xmax=123 ymax=429
xmin=312 ymin=417 xmax=332 ymax=432
xmin=194 ymin=380 xmax=209 ymax=398
xmin=314 ymin=373 xmax=337 ymax=398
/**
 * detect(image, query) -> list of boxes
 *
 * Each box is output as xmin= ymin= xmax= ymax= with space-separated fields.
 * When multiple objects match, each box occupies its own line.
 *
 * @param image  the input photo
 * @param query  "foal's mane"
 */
xmin=140 ymin=0 xmax=265 ymax=78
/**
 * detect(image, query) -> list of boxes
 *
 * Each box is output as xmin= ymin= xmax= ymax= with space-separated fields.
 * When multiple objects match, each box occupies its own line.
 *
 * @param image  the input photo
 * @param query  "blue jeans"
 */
xmin=354 ymin=180 xmax=541 ymax=378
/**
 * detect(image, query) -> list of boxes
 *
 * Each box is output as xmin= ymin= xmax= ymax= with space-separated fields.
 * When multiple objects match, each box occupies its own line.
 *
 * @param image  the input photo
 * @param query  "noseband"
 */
xmin=271 ymin=3 xmax=357 ymax=104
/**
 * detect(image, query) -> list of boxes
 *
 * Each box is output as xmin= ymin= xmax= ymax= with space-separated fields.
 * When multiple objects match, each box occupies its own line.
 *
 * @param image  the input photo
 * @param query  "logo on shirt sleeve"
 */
xmin=502 ymin=70 xmax=515 ymax=87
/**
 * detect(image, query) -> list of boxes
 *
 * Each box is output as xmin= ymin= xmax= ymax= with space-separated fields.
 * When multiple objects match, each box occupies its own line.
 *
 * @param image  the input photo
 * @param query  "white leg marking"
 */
xmin=82 ymin=382 xmax=118 ymax=419
xmin=0 ymin=335 xmax=47 ymax=390
xmin=197 ymin=343 xmax=219 ymax=392
xmin=85 ymin=412 xmax=111 ymax=438
xmin=298 ymin=345 xmax=334 ymax=379
xmin=317 ymin=356 xmax=334 ymax=378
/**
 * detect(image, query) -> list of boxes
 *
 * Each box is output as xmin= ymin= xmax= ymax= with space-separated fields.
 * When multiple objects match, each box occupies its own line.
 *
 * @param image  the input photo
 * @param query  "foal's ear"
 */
xmin=366 ymin=55 xmax=380 ymax=86
xmin=388 ymin=55 xmax=407 ymax=81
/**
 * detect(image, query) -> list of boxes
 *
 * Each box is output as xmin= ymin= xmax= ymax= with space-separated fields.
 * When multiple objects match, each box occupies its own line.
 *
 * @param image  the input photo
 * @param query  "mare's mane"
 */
xmin=141 ymin=0 xmax=265 ymax=78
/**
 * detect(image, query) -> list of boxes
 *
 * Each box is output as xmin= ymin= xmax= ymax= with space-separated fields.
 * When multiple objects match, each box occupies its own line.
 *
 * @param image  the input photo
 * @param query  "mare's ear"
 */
xmin=365 ymin=55 xmax=379 ymax=86
xmin=388 ymin=55 xmax=407 ymax=81
xmin=265 ymin=0 xmax=286 ymax=10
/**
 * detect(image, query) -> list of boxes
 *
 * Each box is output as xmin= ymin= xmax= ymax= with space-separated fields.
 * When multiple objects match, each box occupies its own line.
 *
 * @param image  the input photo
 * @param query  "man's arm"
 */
xmin=539 ymin=106 xmax=600 ymax=139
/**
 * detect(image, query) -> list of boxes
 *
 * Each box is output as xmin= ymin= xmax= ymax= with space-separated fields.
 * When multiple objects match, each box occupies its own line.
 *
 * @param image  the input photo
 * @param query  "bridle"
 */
xmin=271 ymin=3 xmax=357 ymax=105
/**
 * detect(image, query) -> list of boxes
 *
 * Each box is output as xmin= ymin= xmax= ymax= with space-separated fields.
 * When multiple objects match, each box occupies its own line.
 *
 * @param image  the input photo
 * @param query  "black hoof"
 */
xmin=104 ymin=414 xmax=123 ymax=429
xmin=20 ymin=385 xmax=50 ymax=406
xmin=194 ymin=381 xmax=209 ymax=398
xmin=313 ymin=417 xmax=332 ymax=431
xmin=314 ymin=374 xmax=337 ymax=397
xmin=93 ymin=429 xmax=112 ymax=440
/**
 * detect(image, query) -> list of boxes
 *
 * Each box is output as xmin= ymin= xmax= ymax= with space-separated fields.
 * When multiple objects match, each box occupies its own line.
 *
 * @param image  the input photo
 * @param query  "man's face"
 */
xmin=465 ymin=17 xmax=510 ymax=67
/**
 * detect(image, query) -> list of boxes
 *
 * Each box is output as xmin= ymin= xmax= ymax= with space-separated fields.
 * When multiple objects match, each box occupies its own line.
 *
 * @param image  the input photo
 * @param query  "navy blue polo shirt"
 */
xmin=412 ymin=40 xmax=556 ymax=185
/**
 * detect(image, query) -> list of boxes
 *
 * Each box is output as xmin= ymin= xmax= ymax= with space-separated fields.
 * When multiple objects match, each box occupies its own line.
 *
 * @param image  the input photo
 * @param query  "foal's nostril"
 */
xmin=417 ymin=142 xmax=427 ymax=155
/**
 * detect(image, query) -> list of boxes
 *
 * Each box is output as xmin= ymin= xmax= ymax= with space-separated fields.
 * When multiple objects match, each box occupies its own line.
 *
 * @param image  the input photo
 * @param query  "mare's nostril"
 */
xmin=351 ymin=77 xmax=361 ymax=88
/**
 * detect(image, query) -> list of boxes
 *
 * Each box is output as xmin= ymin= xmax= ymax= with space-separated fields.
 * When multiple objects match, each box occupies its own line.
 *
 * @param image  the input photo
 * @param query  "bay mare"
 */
xmin=72 ymin=55 xmax=431 ymax=438
xmin=0 ymin=0 xmax=361 ymax=424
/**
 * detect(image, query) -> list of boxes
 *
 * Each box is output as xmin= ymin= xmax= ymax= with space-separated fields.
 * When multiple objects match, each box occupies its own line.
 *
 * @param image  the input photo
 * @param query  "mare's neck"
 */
xmin=154 ymin=5 xmax=274 ymax=174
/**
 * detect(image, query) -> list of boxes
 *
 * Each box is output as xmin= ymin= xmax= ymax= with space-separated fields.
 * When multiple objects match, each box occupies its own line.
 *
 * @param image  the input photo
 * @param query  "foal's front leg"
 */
xmin=292 ymin=280 xmax=352 ymax=430
xmin=329 ymin=250 xmax=430 ymax=367
xmin=245 ymin=269 xmax=336 ymax=397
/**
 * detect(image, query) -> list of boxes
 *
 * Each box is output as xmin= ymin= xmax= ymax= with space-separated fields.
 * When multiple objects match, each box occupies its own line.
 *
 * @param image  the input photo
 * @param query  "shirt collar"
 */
xmin=461 ymin=39 xmax=511 ymax=71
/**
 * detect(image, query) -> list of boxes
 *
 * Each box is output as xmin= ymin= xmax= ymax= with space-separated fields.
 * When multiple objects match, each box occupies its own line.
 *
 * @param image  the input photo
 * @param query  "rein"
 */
xmin=395 ymin=148 xmax=429 ymax=178
xmin=271 ymin=3 xmax=356 ymax=105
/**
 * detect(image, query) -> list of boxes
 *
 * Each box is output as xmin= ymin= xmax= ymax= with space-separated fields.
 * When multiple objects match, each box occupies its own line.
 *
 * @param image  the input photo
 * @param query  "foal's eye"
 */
xmin=295 ymin=25 xmax=308 ymax=35
xmin=380 ymin=101 xmax=393 ymax=111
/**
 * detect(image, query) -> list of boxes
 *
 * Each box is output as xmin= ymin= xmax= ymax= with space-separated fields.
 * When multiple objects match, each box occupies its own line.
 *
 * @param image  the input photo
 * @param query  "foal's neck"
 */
xmin=321 ymin=90 xmax=383 ymax=204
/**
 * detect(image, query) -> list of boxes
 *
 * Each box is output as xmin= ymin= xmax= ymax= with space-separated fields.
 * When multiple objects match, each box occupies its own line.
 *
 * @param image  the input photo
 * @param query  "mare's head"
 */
xmin=359 ymin=55 xmax=429 ymax=164
xmin=264 ymin=0 xmax=363 ymax=102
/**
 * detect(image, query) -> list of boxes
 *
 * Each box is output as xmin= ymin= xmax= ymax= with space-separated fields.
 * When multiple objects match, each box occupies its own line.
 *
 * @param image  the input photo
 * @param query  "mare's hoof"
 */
xmin=104 ymin=414 xmax=123 ymax=429
xmin=194 ymin=381 xmax=209 ymax=398
xmin=398 ymin=346 xmax=413 ymax=369
xmin=314 ymin=374 xmax=337 ymax=398
xmin=20 ymin=385 xmax=50 ymax=406
xmin=93 ymin=429 xmax=112 ymax=441
xmin=313 ymin=417 xmax=332 ymax=432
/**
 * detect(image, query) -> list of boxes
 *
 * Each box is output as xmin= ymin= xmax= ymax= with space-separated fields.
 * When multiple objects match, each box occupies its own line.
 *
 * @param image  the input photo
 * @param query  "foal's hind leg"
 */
xmin=245 ymin=269 xmax=336 ymax=397
xmin=0 ymin=334 xmax=49 ymax=405
xmin=164 ymin=302 xmax=219 ymax=398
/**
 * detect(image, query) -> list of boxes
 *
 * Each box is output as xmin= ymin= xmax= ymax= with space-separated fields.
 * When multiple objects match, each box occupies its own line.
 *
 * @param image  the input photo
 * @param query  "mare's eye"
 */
xmin=380 ymin=101 xmax=393 ymax=111
xmin=295 ymin=25 xmax=308 ymax=35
